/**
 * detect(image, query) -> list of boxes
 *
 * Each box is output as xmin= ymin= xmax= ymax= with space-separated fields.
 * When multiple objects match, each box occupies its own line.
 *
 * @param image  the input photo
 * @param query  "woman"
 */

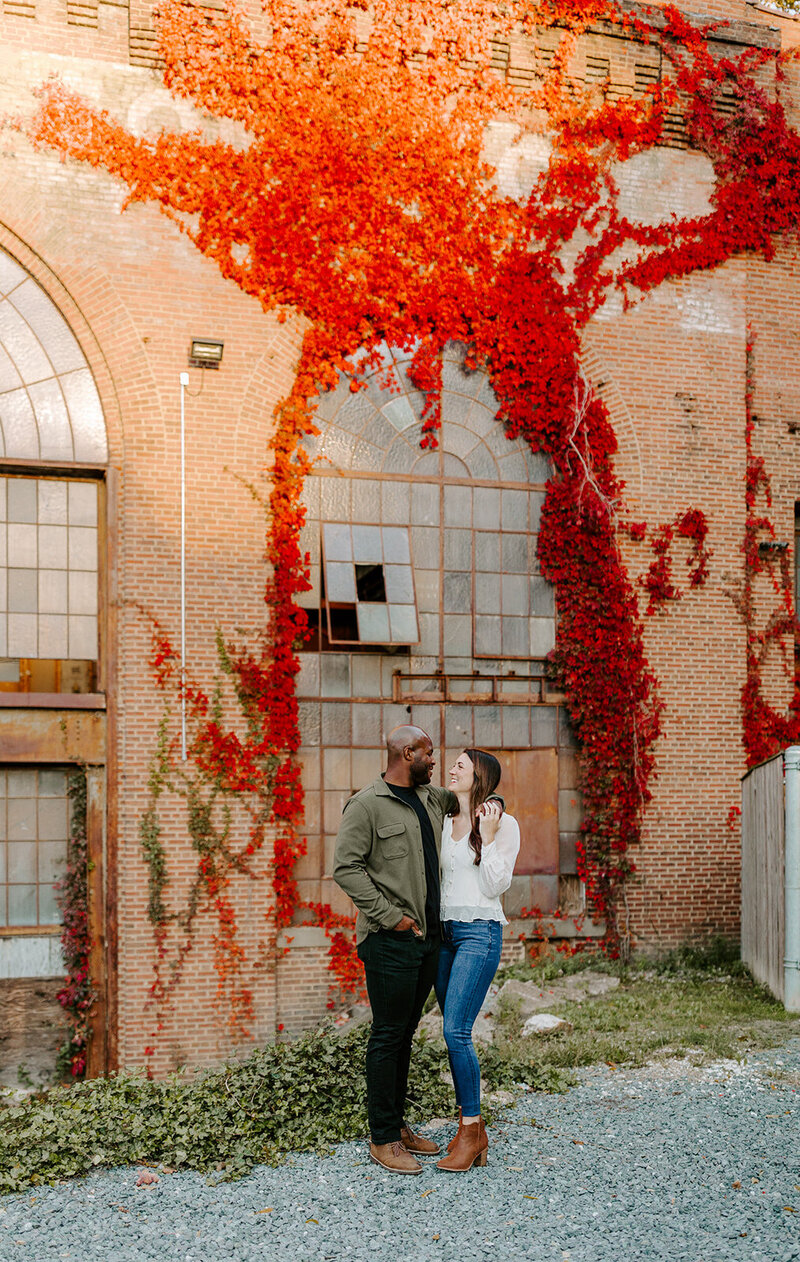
xmin=434 ymin=748 xmax=520 ymax=1172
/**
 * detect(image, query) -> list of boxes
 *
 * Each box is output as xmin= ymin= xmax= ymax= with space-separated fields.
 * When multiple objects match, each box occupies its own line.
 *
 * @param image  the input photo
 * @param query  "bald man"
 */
xmin=333 ymin=725 xmax=459 ymax=1175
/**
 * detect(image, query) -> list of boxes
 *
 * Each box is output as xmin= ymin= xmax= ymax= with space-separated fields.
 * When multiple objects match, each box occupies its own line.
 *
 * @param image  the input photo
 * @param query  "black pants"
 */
xmin=357 ymin=929 xmax=440 ymax=1145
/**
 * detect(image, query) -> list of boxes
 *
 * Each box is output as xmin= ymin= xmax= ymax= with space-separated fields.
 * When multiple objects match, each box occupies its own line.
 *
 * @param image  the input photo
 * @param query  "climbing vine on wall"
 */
xmin=27 ymin=0 xmax=800 ymax=1014
xmin=737 ymin=333 xmax=800 ymax=766
xmin=55 ymin=767 xmax=94 ymax=1079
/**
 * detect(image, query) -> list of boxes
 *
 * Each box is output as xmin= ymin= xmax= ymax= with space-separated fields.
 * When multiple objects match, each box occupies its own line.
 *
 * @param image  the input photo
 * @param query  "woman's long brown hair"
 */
xmin=449 ymin=748 xmax=501 ymax=865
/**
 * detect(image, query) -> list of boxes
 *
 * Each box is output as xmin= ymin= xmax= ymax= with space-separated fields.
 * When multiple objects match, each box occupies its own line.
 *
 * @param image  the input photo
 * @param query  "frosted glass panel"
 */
xmin=388 ymin=604 xmax=419 ymax=642
xmin=326 ymin=562 xmax=357 ymax=602
xmin=0 ymin=477 xmax=99 ymax=667
xmin=352 ymin=525 xmax=382 ymax=563
xmin=322 ymin=522 xmax=352 ymax=561
xmin=382 ymin=527 xmax=410 ymax=563
xmin=357 ymin=603 xmax=391 ymax=642
xmin=0 ymin=766 xmax=69 ymax=928
xmin=383 ymin=565 xmax=415 ymax=603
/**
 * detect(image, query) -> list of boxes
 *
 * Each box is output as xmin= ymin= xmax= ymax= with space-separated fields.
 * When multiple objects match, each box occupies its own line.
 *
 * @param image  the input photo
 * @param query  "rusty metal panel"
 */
xmin=0 ymin=711 xmax=105 ymax=764
xmin=495 ymin=748 xmax=559 ymax=876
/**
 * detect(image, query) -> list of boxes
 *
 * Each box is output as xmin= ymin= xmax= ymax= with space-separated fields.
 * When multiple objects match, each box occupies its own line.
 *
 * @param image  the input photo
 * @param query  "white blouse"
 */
xmin=439 ymin=812 xmax=521 ymax=924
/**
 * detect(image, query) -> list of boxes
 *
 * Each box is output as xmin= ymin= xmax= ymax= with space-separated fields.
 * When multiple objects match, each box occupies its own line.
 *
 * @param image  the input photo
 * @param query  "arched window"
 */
xmin=294 ymin=344 xmax=580 ymax=922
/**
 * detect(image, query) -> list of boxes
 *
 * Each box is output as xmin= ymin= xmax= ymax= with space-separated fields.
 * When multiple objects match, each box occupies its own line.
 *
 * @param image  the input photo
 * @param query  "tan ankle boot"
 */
xmin=400 ymin=1123 xmax=441 ymax=1155
xmin=436 ymin=1119 xmax=488 ymax=1172
xmin=369 ymin=1140 xmax=423 ymax=1174
xmin=446 ymin=1108 xmax=463 ymax=1153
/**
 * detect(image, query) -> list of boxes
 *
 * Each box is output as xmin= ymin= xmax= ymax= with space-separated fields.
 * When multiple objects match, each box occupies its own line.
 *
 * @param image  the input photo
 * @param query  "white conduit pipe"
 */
xmin=180 ymin=371 xmax=189 ymax=762
xmin=784 ymin=745 xmax=800 ymax=1012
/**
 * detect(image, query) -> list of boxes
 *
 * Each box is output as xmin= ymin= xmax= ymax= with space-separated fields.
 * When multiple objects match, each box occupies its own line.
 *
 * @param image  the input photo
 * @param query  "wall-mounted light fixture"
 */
xmin=189 ymin=338 xmax=224 ymax=369
xmin=758 ymin=540 xmax=789 ymax=555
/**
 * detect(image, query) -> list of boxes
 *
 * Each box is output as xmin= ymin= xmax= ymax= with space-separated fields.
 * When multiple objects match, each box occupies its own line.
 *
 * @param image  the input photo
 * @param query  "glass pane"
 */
xmin=380 ymin=482 xmax=410 ymax=525
xmin=321 ymin=654 xmax=351 ymax=698
xmin=7 ymin=883 xmax=36 ymax=926
xmin=39 ymin=524 xmax=67 ymax=569
xmin=443 ymin=530 xmax=471 ymax=570
xmin=498 ymin=451 xmax=529 ymax=482
xmin=1 ymin=390 xmax=38 ymax=460
xmin=68 ymin=615 xmax=97 ymax=660
xmin=352 ymin=525 xmax=382 ymax=564
xmin=0 ymin=841 xmax=5 ymax=884
xmin=442 ymin=613 xmax=471 ymax=655
xmin=319 ymin=478 xmax=351 ymax=519
xmin=502 ymin=706 xmax=531 ymax=748
xmin=38 ymin=797 xmax=68 ymax=841
xmin=473 ymin=487 xmax=499 ymax=530
xmin=475 ymin=532 xmax=500 ymax=572
xmin=38 ymin=839 xmax=66 ymax=883
xmin=382 ymin=527 xmax=411 ymax=564
xmin=351 ymin=478 xmax=381 ymax=522
xmin=39 ymin=569 xmax=68 ymax=614
xmin=502 ymin=573 xmax=529 ymax=615
xmin=325 ymin=562 xmax=357 ymax=602
xmin=475 ymin=704 xmax=501 ymax=747
xmin=321 ymin=702 xmax=351 ymax=744
xmin=502 ymin=617 xmax=529 ymax=656
xmin=69 ymin=570 xmax=98 ymax=617
xmin=352 ymin=655 xmax=381 ymax=698
xmin=443 ymin=571 xmax=470 ymax=614
xmin=38 ymin=479 xmax=68 ymax=525
xmin=352 ymin=703 xmax=382 ymax=745
xmin=502 ymin=534 xmax=528 ymax=574
xmin=8 ymin=840 xmax=36 ymax=881
xmin=322 ymin=522 xmax=352 ymax=562
xmin=412 ymin=451 xmax=440 ymax=476
xmin=8 ymin=613 xmax=37 ymax=658
xmin=474 ymin=615 xmax=501 ymax=656
xmin=352 ymin=438 xmax=384 ymax=472
xmin=382 ymin=395 xmax=417 ymax=433
xmin=445 ymin=705 xmax=473 ymax=747
xmin=529 ymin=492 xmax=545 ymax=532
xmin=416 ymin=612 xmax=439 ymax=655
xmin=442 ymin=454 xmax=469 ymax=477
xmin=444 ymin=484 xmax=471 ymax=527
xmin=68 ymin=481 xmax=98 ymax=527
xmin=502 ymin=490 xmax=528 ymax=531
xmin=40 ymin=614 xmax=69 ymax=659
xmin=8 ymin=568 xmax=37 ymax=613
xmin=388 ymin=604 xmax=419 ymax=643
xmin=61 ymin=372 xmax=106 ymax=463
xmin=356 ymin=603 xmax=390 ymax=642
xmin=411 ymin=482 xmax=439 ymax=526
xmin=7 ymin=478 xmax=37 ymax=523
xmin=68 ymin=526 xmax=97 ymax=571
xmin=411 ymin=527 xmax=438 ymax=567
xmin=530 ymin=575 xmax=555 ymax=618
xmin=464 ymin=443 xmax=499 ymax=481
xmin=39 ymin=769 xmax=67 ymax=796
xmin=415 ymin=570 xmax=439 ymax=614
xmin=8 ymin=523 xmax=37 ymax=567
xmin=30 ymin=379 xmax=72 ymax=462
xmin=7 ymin=769 xmax=35 ymax=796
xmin=531 ymin=707 xmax=558 ymax=746
xmin=351 ymin=748 xmax=383 ymax=786
xmin=475 ymin=572 xmax=500 ymax=615
xmin=383 ymin=565 xmax=415 ymax=604
xmin=324 ymin=747 xmax=350 ymax=787
xmin=410 ymin=705 xmax=440 ymax=745
xmin=37 ymin=882 xmax=60 ymax=925
xmin=530 ymin=617 xmax=556 ymax=657
xmin=296 ymin=653 xmax=320 ymax=696
xmin=298 ymin=701 xmax=321 ymax=745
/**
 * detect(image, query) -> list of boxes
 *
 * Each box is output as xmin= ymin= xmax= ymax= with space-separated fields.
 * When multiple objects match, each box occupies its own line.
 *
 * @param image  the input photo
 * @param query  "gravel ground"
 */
xmin=1 ymin=1038 xmax=799 ymax=1262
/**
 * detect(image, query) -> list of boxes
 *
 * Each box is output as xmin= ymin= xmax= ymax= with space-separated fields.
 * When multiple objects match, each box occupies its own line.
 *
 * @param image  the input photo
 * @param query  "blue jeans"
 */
xmin=434 ymin=919 xmax=503 ymax=1116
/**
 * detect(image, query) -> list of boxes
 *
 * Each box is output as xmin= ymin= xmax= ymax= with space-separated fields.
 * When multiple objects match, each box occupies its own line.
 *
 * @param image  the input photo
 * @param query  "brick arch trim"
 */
xmin=580 ymin=343 xmax=644 ymax=502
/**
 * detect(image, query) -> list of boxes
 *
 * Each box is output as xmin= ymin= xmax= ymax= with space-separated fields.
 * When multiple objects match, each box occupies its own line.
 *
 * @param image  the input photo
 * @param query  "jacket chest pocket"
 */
xmin=377 ymin=822 xmax=408 ymax=859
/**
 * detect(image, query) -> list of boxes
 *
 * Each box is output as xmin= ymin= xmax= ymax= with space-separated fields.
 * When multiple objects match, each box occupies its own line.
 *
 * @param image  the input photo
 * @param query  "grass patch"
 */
xmin=492 ymin=971 xmax=799 ymax=1070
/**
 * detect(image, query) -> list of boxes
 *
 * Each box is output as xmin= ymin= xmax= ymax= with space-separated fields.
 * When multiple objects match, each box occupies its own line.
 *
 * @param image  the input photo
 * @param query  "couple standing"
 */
xmin=333 ymin=725 xmax=520 ymax=1175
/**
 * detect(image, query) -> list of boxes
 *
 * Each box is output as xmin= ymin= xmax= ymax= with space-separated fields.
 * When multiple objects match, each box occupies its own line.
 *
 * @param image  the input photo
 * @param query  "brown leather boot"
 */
xmin=436 ymin=1119 xmax=488 ymax=1172
xmin=400 ymin=1123 xmax=441 ymax=1155
xmin=446 ymin=1108 xmax=463 ymax=1153
xmin=369 ymin=1141 xmax=423 ymax=1174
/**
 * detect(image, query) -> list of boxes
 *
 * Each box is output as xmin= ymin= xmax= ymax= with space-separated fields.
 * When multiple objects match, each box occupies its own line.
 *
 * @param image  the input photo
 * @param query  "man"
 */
xmin=333 ymin=724 xmax=456 ymax=1175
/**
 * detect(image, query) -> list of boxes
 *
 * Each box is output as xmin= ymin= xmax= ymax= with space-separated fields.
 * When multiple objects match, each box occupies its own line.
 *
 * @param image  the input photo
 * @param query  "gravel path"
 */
xmin=1 ymin=1038 xmax=799 ymax=1262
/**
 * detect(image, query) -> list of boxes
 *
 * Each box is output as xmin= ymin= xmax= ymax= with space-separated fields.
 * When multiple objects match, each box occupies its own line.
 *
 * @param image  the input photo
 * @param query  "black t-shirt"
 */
xmin=385 ymin=782 xmax=440 ymax=936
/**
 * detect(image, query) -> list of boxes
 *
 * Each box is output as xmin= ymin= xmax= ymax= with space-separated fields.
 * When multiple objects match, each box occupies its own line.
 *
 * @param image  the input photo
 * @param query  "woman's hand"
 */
xmin=477 ymin=799 xmax=502 ymax=845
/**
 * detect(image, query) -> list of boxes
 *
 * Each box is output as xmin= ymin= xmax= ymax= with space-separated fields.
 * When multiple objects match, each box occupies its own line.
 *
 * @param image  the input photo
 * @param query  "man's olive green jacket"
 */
xmin=332 ymin=777 xmax=458 ymax=944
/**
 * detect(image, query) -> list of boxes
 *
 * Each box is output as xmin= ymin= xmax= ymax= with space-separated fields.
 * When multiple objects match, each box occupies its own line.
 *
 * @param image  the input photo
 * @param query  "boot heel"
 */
xmin=477 ymin=1150 xmax=488 ymax=1167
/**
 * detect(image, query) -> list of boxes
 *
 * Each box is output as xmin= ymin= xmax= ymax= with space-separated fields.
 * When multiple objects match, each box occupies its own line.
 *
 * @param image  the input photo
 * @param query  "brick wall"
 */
xmin=0 ymin=0 xmax=799 ymax=1068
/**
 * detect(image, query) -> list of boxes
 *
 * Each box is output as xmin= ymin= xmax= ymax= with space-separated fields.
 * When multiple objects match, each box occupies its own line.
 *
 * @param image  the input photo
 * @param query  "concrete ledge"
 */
xmin=278 ymin=927 xmax=331 ymax=950
xmin=507 ymin=916 xmax=606 ymax=940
